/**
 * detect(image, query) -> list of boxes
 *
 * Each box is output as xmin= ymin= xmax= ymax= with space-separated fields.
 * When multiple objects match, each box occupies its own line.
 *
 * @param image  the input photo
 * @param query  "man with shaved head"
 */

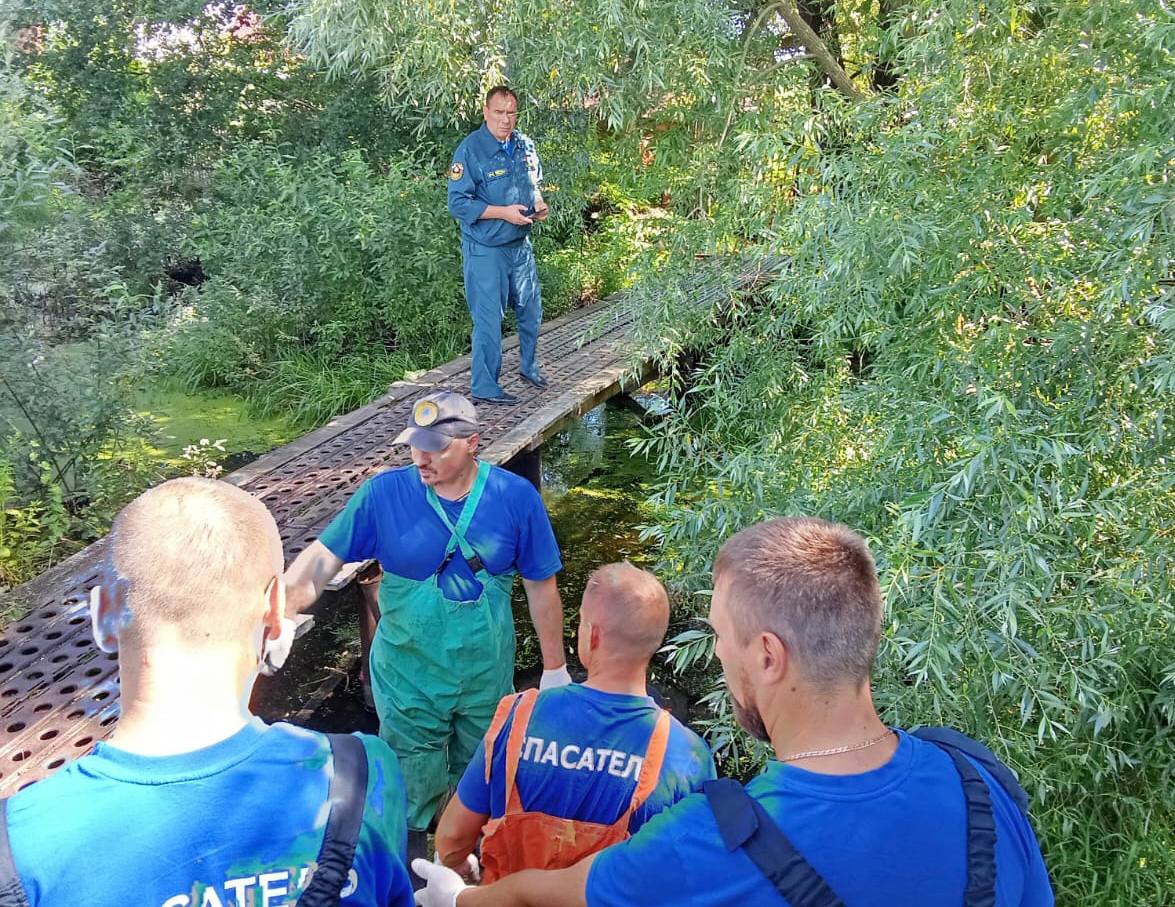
xmin=2 ymin=478 xmax=415 ymax=907
xmin=433 ymin=562 xmax=715 ymax=882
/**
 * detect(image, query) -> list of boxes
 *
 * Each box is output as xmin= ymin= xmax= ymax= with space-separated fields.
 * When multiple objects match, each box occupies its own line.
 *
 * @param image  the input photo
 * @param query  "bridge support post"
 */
xmin=503 ymin=447 xmax=542 ymax=491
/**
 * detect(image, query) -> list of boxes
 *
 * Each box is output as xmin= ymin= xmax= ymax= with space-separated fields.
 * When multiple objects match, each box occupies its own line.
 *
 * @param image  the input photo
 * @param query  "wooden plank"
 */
xmin=326 ymin=560 xmax=374 ymax=592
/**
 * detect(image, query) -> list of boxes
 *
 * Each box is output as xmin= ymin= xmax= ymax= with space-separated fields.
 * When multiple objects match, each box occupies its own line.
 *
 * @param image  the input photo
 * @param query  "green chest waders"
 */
xmin=368 ymin=461 xmax=517 ymax=831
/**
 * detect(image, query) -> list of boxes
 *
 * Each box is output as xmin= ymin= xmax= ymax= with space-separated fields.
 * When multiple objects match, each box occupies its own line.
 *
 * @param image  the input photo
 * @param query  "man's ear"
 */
xmin=90 ymin=579 xmax=129 ymax=653
xmin=263 ymin=575 xmax=284 ymax=638
xmin=465 ymin=432 xmax=480 ymax=455
xmin=758 ymin=631 xmax=789 ymax=683
xmin=590 ymin=622 xmax=602 ymax=654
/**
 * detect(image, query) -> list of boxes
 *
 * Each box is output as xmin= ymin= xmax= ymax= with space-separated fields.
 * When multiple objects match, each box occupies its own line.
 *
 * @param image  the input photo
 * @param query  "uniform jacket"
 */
xmin=448 ymin=124 xmax=542 ymax=247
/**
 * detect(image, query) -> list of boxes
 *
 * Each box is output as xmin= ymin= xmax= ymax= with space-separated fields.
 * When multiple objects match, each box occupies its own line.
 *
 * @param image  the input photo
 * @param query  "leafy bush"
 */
xmin=0 ymin=454 xmax=68 ymax=601
xmin=249 ymin=348 xmax=417 ymax=430
xmin=638 ymin=1 xmax=1175 ymax=901
xmin=0 ymin=324 xmax=163 ymax=587
xmin=164 ymin=145 xmax=467 ymax=406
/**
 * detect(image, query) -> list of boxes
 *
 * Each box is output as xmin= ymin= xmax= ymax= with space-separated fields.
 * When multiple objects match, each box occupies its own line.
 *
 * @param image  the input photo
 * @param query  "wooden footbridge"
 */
xmin=0 ymin=259 xmax=774 ymax=795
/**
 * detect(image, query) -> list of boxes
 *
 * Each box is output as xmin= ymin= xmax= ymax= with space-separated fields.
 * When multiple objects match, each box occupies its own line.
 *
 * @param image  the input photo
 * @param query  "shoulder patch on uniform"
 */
xmin=448 ymin=162 xmax=464 ymax=180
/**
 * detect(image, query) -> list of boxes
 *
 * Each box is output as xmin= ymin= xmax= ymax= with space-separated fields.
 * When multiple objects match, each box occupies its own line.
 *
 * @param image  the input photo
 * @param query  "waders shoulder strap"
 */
xmin=426 ymin=460 xmax=492 ymax=576
xmin=619 ymin=710 xmax=672 ymax=824
xmin=929 ymin=742 xmax=998 ymax=907
xmin=484 ymin=693 xmax=525 ymax=784
xmin=911 ymin=726 xmax=1029 ymax=815
xmin=297 ymin=733 xmax=369 ymax=907
xmin=913 ymin=728 xmax=1013 ymax=907
xmin=0 ymin=800 xmax=31 ymax=907
xmin=501 ymin=689 xmax=541 ymax=816
xmin=702 ymin=778 xmax=845 ymax=907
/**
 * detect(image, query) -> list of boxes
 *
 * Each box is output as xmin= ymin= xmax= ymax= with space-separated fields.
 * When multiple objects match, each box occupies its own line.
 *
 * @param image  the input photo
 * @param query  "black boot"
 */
xmin=407 ymin=829 xmax=430 ymax=891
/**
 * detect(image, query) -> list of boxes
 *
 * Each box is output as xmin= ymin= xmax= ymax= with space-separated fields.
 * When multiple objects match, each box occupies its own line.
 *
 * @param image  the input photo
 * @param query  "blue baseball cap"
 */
xmin=394 ymin=391 xmax=480 ymax=452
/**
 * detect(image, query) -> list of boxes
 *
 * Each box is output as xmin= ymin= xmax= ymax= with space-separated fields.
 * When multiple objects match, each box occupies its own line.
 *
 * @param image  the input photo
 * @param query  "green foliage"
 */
xmin=636 ymin=1 xmax=1175 ymax=900
xmin=22 ymin=0 xmax=424 ymax=180
xmin=0 ymin=327 xmax=163 ymax=587
xmin=249 ymin=349 xmax=416 ymax=430
xmin=0 ymin=454 xmax=68 ymax=599
xmin=0 ymin=36 xmax=72 ymax=255
xmin=163 ymin=145 xmax=467 ymax=411
xmin=288 ymin=0 xmax=739 ymax=131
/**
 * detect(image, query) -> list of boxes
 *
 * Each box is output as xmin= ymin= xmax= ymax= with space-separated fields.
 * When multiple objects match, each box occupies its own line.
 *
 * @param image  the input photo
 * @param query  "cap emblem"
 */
xmin=414 ymin=399 xmax=439 ymax=426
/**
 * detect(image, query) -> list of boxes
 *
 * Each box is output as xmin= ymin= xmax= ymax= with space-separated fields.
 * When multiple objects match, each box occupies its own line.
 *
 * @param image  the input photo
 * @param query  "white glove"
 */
xmin=260 ymin=615 xmax=310 ymax=676
xmin=432 ymin=852 xmax=480 ymax=884
xmin=457 ymin=853 xmax=481 ymax=884
xmin=540 ymin=664 xmax=573 ymax=690
xmin=412 ymin=858 xmax=470 ymax=907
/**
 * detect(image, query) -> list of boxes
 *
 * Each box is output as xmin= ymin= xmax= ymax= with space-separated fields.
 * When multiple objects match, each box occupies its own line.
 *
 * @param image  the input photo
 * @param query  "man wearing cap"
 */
xmin=284 ymin=390 xmax=569 ymax=872
xmin=448 ymin=85 xmax=548 ymax=406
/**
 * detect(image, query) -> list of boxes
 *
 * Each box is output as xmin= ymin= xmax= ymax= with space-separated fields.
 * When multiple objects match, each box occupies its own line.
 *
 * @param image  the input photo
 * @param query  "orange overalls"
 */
xmin=477 ymin=687 xmax=671 ymax=883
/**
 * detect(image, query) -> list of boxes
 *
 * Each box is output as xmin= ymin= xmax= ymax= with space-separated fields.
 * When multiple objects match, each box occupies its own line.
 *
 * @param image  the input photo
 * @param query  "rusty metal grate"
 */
xmin=0 ymin=260 xmax=776 ymax=794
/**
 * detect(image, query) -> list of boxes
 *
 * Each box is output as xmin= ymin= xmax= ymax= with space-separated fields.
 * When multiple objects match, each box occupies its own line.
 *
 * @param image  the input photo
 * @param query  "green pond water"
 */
xmin=511 ymin=400 xmax=660 ymax=676
xmin=134 ymin=384 xmax=297 ymax=467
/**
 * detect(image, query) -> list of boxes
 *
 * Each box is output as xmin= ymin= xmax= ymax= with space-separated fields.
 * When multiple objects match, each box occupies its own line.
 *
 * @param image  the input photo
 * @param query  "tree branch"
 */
xmin=776 ymin=0 xmax=865 ymax=99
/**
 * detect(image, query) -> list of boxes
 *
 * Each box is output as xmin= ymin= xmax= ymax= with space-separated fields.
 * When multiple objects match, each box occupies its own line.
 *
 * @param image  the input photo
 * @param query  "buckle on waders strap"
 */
xmin=435 ymin=549 xmax=485 ymax=577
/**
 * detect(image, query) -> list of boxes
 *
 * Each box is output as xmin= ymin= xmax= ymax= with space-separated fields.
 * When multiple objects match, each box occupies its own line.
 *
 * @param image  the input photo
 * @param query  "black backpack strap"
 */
xmin=0 ymin=800 xmax=31 ymax=907
xmin=912 ymin=726 xmax=1029 ymax=815
xmin=297 ymin=734 xmax=369 ymax=907
xmin=703 ymin=778 xmax=845 ymax=907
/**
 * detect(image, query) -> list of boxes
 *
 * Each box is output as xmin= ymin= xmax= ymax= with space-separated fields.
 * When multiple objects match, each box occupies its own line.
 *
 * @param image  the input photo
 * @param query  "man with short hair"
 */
xmin=434 ymin=563 xmax=715 ymax=881
xmin=2 ymin=477 xmax=413 ymax=907
xmin=414 ymin=517 xmax=1054 ymax=906
xmin=284 ymin=390 xmax=569 ymax=871
xmin=448 ymin=85 xmax=549 ymax=405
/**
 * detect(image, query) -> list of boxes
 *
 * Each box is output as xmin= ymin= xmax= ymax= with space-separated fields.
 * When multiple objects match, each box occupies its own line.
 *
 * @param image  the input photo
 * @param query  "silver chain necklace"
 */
xmin=778 ymin=729 xmax=895 ymax=764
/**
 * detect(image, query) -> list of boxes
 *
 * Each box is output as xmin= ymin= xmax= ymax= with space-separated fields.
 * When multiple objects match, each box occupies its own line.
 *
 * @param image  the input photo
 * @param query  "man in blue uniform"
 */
xmin=414 ymin=517 xmax=1055 ymax=906
xmin=2 ymin=477 xmax=413 ymax=907
xmin=433 ymin=563 xmax=715 ymax=878
xmin=448 ymin=85 xmax=549 ymax=405
xmin=284 ymin=390 xmax=570 ymax=873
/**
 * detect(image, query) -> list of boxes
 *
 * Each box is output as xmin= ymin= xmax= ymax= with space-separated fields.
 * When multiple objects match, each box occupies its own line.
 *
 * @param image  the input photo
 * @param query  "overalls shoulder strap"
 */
xmin=426 ymin=460 xmax=492 ymax=568
xmin=618 ymin=710 xmax=672 ymax=824
xmin=297 ymin=733 xmax=369 ymax=907
xmin=0 ymin=799 xmax=31 ymax=907
xmin=484 ymin=692 xmax=527 ymax=784
xmin=912 ymin=728 xmax=1013 ymax=907
xmin=702 ymin=778 xmax=846 ymax=907
xmin=501 ymin=688 xmax=541 ymax=815
xmin=911 ymin=726 xmax=1029 ymax=814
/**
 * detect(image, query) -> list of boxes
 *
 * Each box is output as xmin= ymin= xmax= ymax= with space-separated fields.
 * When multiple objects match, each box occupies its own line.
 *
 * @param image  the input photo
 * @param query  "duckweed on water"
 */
xmin=512 ymin=399 xmax=659 ymax=675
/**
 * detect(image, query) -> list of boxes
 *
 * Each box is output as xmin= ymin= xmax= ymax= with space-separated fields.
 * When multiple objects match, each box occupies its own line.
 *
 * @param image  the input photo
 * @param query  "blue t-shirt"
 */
xmin=6 ymin=720 xmax=414 ymax=907
xmin=587 ymin=731 xmax=1054 ymax=906
xmin=319 ymin=463 xmax=562 ymax=602
xmin=457 ymin=684 xmax=716 ymax=833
